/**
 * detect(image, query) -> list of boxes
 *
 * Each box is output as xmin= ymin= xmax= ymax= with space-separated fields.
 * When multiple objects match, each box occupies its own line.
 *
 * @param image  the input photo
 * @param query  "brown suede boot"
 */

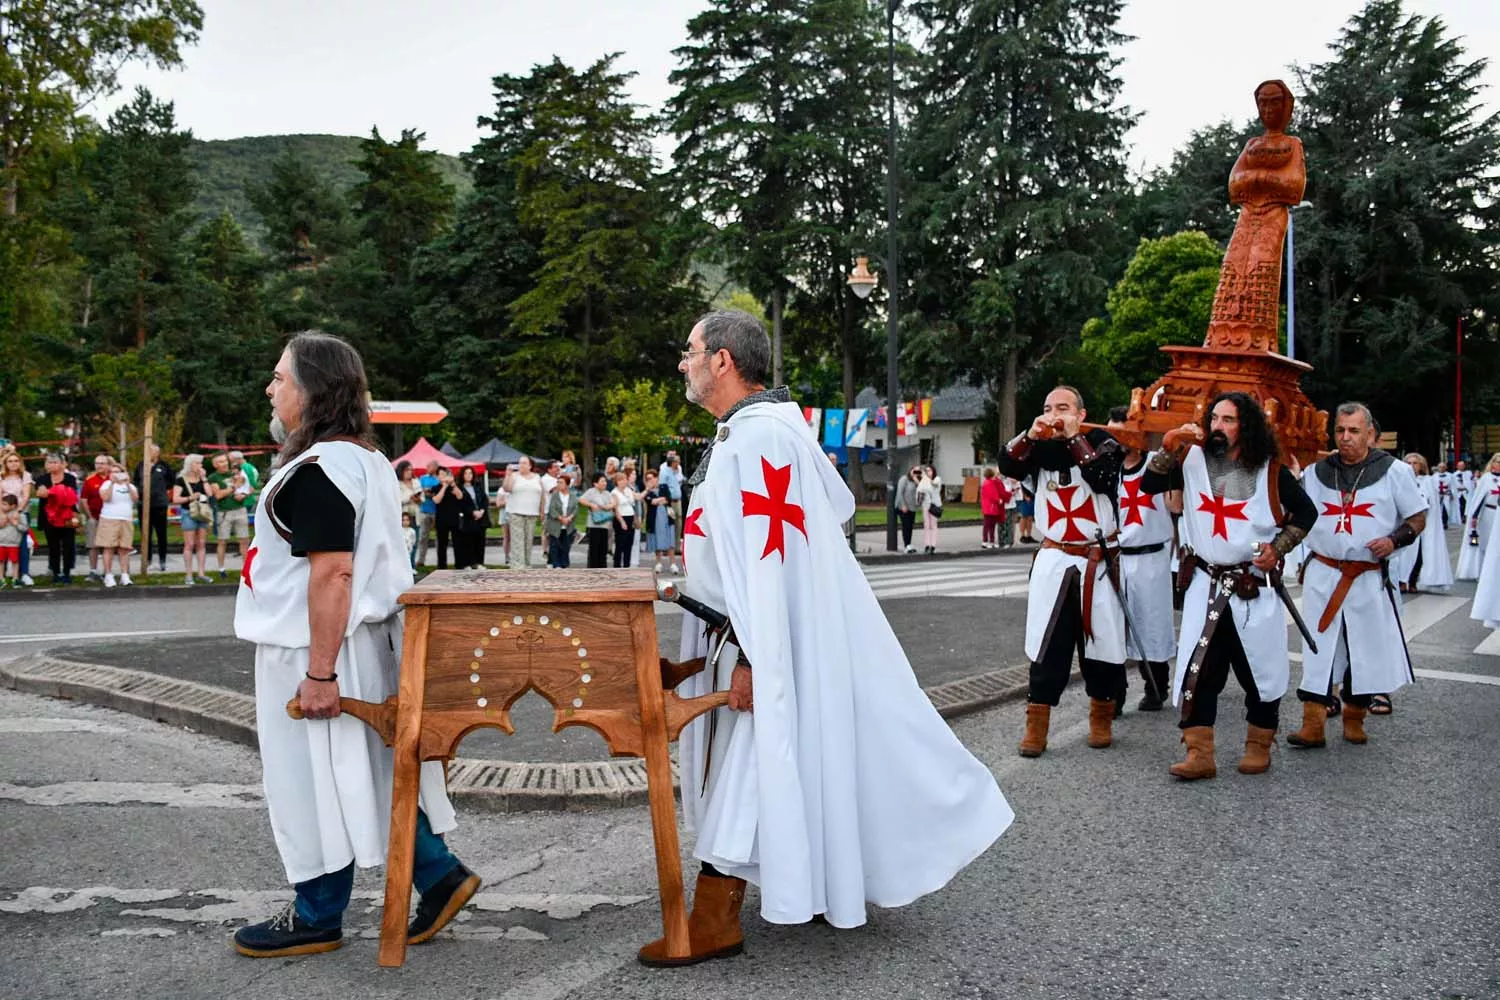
xmin=1343 ymin=703 xmax=1368 ymax=744
xmin=1018 ymin=703 xmax=1050 ymax=758
xmin=1285 ymin=700 xmax=1327 ymax=748
xmin=1169 ymin=726 xmax=1217 ymax=780
xmin=1087 ymin=697 xmax=1115 ymax=748
xmin=1238 ymin=725 xmax=1275 ymax=774
xmin=638 ymin=872 xmax=746 ymax=968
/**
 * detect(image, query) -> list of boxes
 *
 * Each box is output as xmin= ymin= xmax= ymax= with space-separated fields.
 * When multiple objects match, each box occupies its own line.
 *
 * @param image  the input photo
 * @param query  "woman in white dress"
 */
xmin=1397 ymin=453 xmax=1452 ymax=593
xmin=1456 ymin=453 xmax=1500 ymax=580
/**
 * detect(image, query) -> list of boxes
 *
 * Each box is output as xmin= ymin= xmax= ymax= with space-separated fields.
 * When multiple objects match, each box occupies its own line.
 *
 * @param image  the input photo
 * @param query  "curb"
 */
xmin=0 ymin=653 xmax=1028 ymax=811
xmin=0 ymin=583 xmax=235 ymax=604
xmin=855 ymin=545 xmax=1034 ymax=567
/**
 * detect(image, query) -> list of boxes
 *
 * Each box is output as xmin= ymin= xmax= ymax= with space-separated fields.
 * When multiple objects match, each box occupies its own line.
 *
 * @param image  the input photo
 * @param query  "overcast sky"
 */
xmin=107 ymin=0 xmax=1499 ymax=174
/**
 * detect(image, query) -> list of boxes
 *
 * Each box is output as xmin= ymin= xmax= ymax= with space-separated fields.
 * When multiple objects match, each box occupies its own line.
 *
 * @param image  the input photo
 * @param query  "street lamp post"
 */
xmin=883 ymin=0 xmax=901 ymax=554
xmin=848 ymin=257 xmax=878 ymax=556
xmin=1285 ymin=199 xmax=1312 ymax=359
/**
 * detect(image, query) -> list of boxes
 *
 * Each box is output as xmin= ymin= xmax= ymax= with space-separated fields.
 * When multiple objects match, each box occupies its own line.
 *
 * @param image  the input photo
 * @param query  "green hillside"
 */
xmin=186 ymin=134 xmax=473 ymax=242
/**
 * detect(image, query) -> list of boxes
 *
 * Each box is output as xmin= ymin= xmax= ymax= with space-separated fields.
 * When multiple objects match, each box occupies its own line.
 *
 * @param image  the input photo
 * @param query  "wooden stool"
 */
xmin=290 ymin=568 xmax=726 ymax=967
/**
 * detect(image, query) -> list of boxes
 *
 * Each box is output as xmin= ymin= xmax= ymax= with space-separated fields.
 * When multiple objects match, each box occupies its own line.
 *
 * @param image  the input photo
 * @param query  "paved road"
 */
xmin=2 ymin=585 xmax=1497 ymax=999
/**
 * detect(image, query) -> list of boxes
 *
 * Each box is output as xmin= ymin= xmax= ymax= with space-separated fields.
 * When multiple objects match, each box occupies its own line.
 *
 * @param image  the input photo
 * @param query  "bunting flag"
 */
xmin=918 ymin=398 xmax=933 ymax=426
xmin=895 ymin=403 xmax=909 ymax=438
xmin=802 ymin=406 xmax=822 ymax=435
xmin=822 ymin=408 xmax=847 ymax=448
xmin=874 ymin=406 xmax=887 ymax=428
xmin=844 ymin=408 xmax=869 ymax=448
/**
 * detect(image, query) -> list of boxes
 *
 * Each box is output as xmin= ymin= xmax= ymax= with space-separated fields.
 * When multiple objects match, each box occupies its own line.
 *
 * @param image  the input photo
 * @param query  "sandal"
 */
xmin=1368 ymin=693 xmax=1393 ymax=715
xmin=1325 ymin=693 xmax=1342 ymax=719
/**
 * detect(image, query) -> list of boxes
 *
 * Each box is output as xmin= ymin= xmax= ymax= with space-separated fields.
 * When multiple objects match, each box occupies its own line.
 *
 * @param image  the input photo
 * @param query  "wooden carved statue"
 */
xmin=1112 ymin=79 xmax=1327 ymax=468
xmin=1206 ymin=79 xmax=1306 ymax=354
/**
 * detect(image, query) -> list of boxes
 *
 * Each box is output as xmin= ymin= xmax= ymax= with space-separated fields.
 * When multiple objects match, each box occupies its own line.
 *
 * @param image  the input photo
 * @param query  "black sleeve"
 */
xmin=1077 ymin=429 xmax=1124 ymax=498
xmin=1139 ymin=464 xmax=1184 ymax=496
xmin=995 ymin=446 xmax=1035 ymax=482
xmin=271 ymin=463 xmax=356 ymax=557
xmin=1279 ymin=466 xmax=1317 ymax=533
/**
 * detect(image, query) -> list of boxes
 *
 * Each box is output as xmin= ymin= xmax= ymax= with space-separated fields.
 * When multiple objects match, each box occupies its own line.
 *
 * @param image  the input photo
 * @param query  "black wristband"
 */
xmin=305 ymin=671 xmax=338 ymax=683
xmin=1389 ymin=522 xmax=1418 ymax=549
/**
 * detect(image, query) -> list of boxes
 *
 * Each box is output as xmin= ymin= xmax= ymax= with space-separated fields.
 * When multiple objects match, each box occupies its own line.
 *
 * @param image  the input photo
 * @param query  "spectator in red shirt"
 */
xmin=36 ymin=453 xmax=81 ymax=584
xmin=81 ymin=453 xmax=111 ymax=583
xmin=980 ymin=467 xmax=1012 ymax=550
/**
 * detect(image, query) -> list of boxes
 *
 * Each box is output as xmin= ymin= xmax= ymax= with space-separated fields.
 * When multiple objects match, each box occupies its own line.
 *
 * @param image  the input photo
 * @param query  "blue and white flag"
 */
xmin=844 ymin=408 xmax=869 ymax=448
xmin=822 ymin=409 xmax=846 ymax=449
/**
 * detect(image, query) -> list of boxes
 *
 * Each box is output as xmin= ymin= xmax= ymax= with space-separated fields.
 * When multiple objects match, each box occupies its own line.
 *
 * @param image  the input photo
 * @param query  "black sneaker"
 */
xmin=407 ymin=863 xmax=481 ymax=945
xmin=232 ymin=901 xmax=342 ymax=957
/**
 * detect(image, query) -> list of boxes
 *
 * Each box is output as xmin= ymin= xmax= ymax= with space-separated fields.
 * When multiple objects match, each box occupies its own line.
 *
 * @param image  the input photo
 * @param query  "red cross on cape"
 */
xmin=1197 ymin=492 xmax=1249 ymax=540
xmin=1320 ymin=497 xmax=1375 ymax=535
xmin=241 ymin=545 xmax=258 ymax=591
xmin=1118 ymin=477 xmax=1158 ymax=528
xmin=1045 ymin=484 xmax=1098 ymax=543
xmin=741 ymin=458 xmax=807 ymax=561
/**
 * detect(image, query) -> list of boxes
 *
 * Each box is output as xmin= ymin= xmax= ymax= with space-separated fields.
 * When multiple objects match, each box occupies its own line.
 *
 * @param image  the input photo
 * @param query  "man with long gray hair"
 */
xmin=232 ymin=332 xmax=477 ymax=957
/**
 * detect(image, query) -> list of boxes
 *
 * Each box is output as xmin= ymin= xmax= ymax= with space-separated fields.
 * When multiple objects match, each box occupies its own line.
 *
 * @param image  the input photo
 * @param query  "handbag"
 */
xmin=189 ymin=492 xmax=214 ymax=523
xmin=589 ymin=506 xmax=613 ymax=527
xmin=928 ymin=501 xmax=944 ymax=519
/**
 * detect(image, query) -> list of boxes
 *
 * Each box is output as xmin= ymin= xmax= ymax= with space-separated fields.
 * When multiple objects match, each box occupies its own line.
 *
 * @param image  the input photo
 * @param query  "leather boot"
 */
xmin=1018 ymin=703 xmax=1050 ymax=758
xmin=1169 ymin=726 xmax=1217 ymax=780
xmin=1087 ymin=698 xmax=1115 ymax=748
xmin=1343 ymin=703 xmax=1368 ymax=744
xmin=1238 ymin=725 xmax=1275 ymax=774
xmin=1137 ymin=661 xmax=1170 ymax=711
xmin=1285 ymin=700 xmax=1327 ymax=748
xmin=638 ymin=872 xmax=746 ymax=967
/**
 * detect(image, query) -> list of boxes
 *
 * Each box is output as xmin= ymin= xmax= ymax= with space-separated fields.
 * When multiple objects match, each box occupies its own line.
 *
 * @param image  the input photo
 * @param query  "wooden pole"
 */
xmin=139 ymin=412 xmax=154 ymax=577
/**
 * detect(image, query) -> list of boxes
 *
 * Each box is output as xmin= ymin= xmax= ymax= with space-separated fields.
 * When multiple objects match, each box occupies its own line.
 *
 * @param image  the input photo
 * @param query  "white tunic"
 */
xmin=1173 ymin=446 xmax=1288 ymax=704
xmin=1023 ymin=457 xmax=1126 ymax=664
xmin=1118 ymin=454 xmax=1176 ymax=662
xmin=676 ymin=400 xmax=1011 ymax=929
xmin=1436 ymin=472 xmax=1460 ymax=526
xmin=234 ymin=441 xmax=456 ymax=885
xmin=1471 ymin=501 xmax=1500 ymax=628
xmin=1405 ymin=474 xmax=1453 ymax=593
xmin=1456 ymin=472 xmax=1499 ymax=580
xmin=1298 ymin=459 xmax=1424 ymax=698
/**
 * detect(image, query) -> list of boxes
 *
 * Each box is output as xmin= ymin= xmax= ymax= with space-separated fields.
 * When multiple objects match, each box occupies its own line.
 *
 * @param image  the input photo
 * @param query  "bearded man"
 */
xmin=232 ymin=332 xmax=477 ymax=957
xmin=1141 ymin=392 xmax=1317 ymax=780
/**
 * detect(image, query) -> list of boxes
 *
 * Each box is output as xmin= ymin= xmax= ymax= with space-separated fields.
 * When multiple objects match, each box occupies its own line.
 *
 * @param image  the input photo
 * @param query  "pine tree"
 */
xmin=902 ymin=0 xmax=1137 ymax=443
xmin=1292 ymin=0 xmax=1500 ymax=449
xmin=498 ymin=55 xmax=702 ymax=468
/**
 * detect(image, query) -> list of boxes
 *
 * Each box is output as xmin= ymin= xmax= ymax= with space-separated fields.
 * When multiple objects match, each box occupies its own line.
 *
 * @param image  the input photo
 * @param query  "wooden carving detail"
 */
xmin=1114 ymin=80 xmax=1327 ymax=470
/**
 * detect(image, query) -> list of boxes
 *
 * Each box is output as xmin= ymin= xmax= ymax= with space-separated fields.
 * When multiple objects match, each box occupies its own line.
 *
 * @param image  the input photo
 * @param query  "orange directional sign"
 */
xmin=369 ymin=401 xmax=448 ymax=425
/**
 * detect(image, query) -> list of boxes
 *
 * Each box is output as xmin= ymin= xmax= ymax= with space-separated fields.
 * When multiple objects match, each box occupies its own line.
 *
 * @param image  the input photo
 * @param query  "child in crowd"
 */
xmin=402 ymin=511 xmax=418 ymax=569
xmin=0 ymin=493 xmax=24 ymax=586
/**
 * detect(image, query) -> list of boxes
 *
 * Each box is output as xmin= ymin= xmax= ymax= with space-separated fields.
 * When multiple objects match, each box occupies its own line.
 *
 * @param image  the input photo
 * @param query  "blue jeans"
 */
xmin=293 ymin=810 xmax=459 ymax=929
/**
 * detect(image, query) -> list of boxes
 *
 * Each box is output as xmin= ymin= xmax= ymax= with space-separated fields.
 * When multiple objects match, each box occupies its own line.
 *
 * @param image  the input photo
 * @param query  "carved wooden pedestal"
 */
xmin=1121 ymin=346 xmax=1328 ymax=469
xmin=307 ymin=569 xmax=726 ymax=967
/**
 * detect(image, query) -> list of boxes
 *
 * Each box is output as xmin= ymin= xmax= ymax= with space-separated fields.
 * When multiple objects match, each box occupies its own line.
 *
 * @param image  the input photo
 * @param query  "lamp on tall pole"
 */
xmin=882 ymin=0 xmax=901 ymax=553
xmin=1285 ymin=199 xmax=1312 ymax=359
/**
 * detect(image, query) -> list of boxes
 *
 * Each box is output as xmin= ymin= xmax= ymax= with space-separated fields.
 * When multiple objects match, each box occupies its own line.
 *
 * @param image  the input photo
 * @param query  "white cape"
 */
xmin=676 ymin=400 xmax=1011 ymax=929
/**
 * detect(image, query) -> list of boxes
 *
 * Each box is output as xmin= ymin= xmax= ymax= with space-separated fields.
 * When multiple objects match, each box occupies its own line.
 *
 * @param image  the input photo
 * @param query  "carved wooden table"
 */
xmin=308 ymin=569 xmax=726 ymax=967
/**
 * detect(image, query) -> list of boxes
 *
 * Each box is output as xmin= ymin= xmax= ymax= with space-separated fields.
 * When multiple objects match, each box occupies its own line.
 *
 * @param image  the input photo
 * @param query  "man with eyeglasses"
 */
xmin=645 ymin=309 xmax=1011 ymax=967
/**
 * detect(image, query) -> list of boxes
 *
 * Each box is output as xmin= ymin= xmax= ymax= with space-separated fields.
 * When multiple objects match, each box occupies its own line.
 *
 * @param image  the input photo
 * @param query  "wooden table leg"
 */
xmin=378 ymin=607 xmax=431 ymax=968
xmin=631 ymin=606 xmax=691 ymax=959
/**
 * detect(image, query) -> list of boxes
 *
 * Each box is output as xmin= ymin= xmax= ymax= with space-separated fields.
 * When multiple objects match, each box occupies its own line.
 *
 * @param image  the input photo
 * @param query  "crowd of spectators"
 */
xmin=0 ymin=444 xmax=261 ymax=588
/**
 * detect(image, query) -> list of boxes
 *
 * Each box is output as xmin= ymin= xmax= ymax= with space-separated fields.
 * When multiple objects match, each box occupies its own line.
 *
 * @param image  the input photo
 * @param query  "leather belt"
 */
xmin=1309 ymin=553 xmax=1381 ymax=633
xmin=1179 ymin=557 xmax=1260 ymax=721
xmin=1041 ymin=536 xmax=1117 ymax=640
xmin=1119 ymin=541 xmax=1167 ymax=556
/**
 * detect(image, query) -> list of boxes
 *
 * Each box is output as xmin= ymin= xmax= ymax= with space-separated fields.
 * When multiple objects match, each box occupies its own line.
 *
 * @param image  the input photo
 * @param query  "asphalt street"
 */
xmin=0 ymin=545 xmax=1497 ymax=998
